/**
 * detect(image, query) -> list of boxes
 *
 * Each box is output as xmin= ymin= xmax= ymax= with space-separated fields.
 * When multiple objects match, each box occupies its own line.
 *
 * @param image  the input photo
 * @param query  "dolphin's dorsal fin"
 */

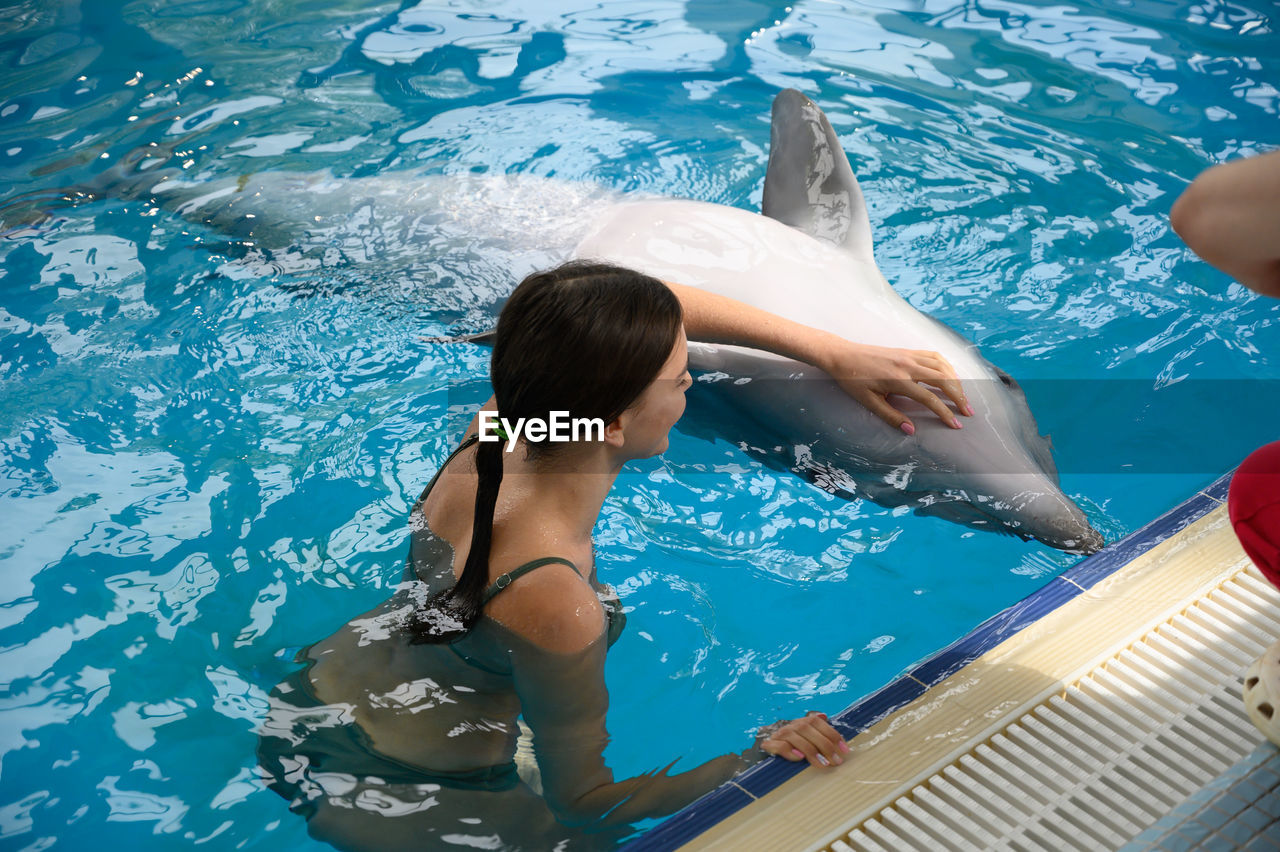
xmin=762 ymin=89 xmax=874 ymax=262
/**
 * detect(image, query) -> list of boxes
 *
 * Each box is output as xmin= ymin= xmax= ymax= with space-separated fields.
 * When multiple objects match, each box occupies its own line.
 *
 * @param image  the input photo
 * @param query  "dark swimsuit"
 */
xmin=259 ymin=433 xmax=626 ymax=813
xmin=260 ymin=669 xmax=523 ymax=814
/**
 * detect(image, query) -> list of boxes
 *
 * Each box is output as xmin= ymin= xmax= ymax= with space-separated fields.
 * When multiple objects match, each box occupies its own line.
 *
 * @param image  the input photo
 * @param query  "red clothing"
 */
xmin=1229 ymin=441 xmax=1280 ymax=589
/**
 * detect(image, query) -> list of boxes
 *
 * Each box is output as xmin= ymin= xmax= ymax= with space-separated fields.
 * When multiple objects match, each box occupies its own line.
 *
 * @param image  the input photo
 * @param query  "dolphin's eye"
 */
xmin=997 ymin=372 xmax=1014 ymax=387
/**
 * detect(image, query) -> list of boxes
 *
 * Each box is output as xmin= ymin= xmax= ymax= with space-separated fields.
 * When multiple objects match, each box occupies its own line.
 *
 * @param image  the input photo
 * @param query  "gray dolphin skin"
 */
xmin=14 ymin=90 xmax=1104 ymax=553
xmin=573 ymin=90 xmax=1103 ymax=554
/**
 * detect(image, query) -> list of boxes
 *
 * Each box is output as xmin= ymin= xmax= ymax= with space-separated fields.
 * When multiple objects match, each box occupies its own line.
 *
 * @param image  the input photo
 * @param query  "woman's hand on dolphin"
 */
xmin=822 ymin=343 xmax=973 ymax=435
xmin=756 ymin=712 xmax=849 ymax=768
xmin=664 ymin=280 xmax=973 ymax=433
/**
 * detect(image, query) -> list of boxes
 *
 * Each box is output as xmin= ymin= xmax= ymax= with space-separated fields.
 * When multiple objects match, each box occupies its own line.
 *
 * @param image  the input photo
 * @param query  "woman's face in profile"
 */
xmin=620 ymin=327 xmax=691 ymax=459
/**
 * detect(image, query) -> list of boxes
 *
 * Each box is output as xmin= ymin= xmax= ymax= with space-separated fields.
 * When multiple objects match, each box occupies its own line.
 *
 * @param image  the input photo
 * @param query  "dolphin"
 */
xmin=4 ymin=90 xmax=1102 ymax=552
xmin=570 ymin=90 xmax=1102 ymax=554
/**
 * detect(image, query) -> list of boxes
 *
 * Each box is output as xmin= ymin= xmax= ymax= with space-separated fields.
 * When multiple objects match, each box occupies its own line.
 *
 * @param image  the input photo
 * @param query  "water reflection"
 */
xmin=1 ymin=0 xmax=1278 ymax=848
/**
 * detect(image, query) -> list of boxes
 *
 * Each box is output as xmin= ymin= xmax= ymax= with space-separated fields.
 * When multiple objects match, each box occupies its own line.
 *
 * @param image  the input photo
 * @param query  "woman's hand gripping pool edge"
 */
xmin=756 ymin=712 xmax=850 ymax=768
xmin=665 ymin=281 xmax=973 ymax=435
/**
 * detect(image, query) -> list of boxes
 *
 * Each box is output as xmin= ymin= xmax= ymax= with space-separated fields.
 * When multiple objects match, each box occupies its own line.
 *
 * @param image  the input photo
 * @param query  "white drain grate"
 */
xmin=823 ymin=569 xmax=1280 ymax=852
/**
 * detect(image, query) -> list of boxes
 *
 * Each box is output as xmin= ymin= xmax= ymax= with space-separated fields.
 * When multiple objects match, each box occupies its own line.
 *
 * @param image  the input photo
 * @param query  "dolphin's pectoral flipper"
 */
xmin=762 ymin=89 xmax=875 ymax=261
xmin=422 ymin=329 xmax=497 ymax=345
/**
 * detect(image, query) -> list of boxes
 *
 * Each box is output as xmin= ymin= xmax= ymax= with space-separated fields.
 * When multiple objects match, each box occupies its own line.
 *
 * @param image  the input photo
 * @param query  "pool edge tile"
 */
xmin=1202 ymin=469 xmax=1234 ymax=503
xmin=1065 ymin=488 xmax=1222 ymax=590
xmin=907 ymin=576 xmax=1083 ymax=687
xmin=660 ymin=471 xmax=1246 ymax=851
xmin=731 ymin=675 xmax=928 ymax=800
xmin=674 ymin=504 xmax=1256 ymax=851
xmin=621 ymin=785 xmax=756 ymax=851
xmin=833 ymin=672 xmax=929 ymax=733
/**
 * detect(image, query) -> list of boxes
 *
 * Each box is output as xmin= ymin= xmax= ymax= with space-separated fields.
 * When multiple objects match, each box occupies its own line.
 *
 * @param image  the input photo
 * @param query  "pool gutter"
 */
xmin=623 ymin=470 xmax=1274 ymax=850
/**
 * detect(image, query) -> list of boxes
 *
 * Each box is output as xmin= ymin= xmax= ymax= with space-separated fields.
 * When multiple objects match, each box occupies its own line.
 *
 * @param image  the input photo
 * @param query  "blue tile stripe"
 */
xmin=1201 ymin=470 xmax=1234 ymax=504
xmin=623 ymin=469 xmax=1238 ymax=852
xmin=621 ymin=785 xmax=758 ymax=850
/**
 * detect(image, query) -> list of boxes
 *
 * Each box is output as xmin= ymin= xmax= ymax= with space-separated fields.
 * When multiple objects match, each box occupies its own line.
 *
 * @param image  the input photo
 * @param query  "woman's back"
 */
xmin=276 ymin=435 xmax=614 ymax=776
xmin=299 ymin=537 xmax=527 ymax=776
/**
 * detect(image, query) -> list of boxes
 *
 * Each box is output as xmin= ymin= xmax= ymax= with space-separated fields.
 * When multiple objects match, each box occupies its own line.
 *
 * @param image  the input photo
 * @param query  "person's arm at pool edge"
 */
xmin=504 ymin=576 xmax=847 ymax=827
xmin=1170 ymin=149 xmax=1280 ymax=298
xmin=664 ymin=280 xmax=973 ymax=435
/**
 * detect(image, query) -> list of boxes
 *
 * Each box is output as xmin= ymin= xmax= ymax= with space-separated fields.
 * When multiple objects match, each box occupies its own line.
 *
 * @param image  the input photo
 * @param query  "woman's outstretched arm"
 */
xmin=503 ymin=575 xmax=846 ymax=828
xmin=665 ymin=280 xmax=973 ymax=435
xmin=1170 ymin=149 xmax=1280 ymax=298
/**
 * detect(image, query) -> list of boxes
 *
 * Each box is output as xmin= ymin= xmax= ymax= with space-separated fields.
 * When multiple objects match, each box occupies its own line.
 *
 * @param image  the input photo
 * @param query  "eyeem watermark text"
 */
xmin=478 ymin=410 xmax=605 ymax=452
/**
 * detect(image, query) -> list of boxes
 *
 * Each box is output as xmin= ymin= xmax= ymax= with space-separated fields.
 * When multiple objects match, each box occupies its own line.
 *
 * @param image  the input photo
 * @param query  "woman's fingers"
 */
xmin=763 ymin=732 xmax=823 ymax=766
xmin=916 ymin=350 xmax=957 ymax=378
xmin=803 ymin=712 xmax=848 ymax=756
xmin=850 ymin=385 xmax=914 ymax=434
xmin=945 ymin=381 xmax=974 ymax=417
xmin=852 ymin=380 xmax=958 ymax=434
xmin=760 ymin=714 xmax=849 ymax=768
xmin=792 ymin=719 xmax=844 ymax=763
xmin=896 ymin=381 xmax=963 ymax=429
xmin=906 ymin=355 xmax=972 ymax=418
xmin=829 ymin=344 xmax=975 ymax=428
xmin=928 ymin=374 xmax=973 ymax=418
xmin=763 ymin=731 xmax=817 ymax=764
xmin=770 ymin=731 xmax=835 ymax=767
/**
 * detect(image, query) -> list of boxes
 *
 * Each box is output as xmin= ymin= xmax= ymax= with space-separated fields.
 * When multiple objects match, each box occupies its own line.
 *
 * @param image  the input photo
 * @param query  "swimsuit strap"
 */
xmin=482 ymin=557 xmax=581 ymax=604
xmin=415 ymin=434 xmax=481 ymax=504
xmin=415 ymin=436 xmax=581 ymax=604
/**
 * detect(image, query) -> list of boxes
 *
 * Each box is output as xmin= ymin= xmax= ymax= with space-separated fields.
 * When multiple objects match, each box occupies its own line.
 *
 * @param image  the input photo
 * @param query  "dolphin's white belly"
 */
xmin=574 ymin=199 xmax=989 ymax=380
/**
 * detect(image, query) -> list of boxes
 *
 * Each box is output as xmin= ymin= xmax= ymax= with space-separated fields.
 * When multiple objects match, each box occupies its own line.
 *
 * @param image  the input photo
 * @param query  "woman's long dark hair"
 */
xmin=409 ymin=261 xmax=683 ymax=643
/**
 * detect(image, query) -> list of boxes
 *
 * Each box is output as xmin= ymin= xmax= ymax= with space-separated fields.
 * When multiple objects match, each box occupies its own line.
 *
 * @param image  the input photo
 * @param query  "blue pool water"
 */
xmin=1 ymin=0 xmax=1277 ymax=848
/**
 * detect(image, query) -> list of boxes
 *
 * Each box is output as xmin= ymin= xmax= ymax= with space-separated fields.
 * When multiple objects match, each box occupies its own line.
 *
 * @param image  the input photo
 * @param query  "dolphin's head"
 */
xmin=749 ymin=88 xmax=1105 ymax=553
xmin=681 ymin=327 xmax=1106 ymax=555
xmin=919 ymin=475 xmax=1105 ymax=555
xmin=1029 ymin=497 xmax=1106 ymax=554
xmin=902 ymin=364 xmax=1105 ymax=555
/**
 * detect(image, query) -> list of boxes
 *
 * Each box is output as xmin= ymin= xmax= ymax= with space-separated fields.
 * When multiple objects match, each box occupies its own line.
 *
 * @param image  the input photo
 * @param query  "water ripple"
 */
xmin=1 ymin=0 xmax=1278 ymax=848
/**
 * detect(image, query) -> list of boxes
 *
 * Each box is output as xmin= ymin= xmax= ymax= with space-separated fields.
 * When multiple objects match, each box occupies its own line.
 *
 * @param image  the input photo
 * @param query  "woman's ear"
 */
xmin=603 ymin=411 xmax=628 ymax=449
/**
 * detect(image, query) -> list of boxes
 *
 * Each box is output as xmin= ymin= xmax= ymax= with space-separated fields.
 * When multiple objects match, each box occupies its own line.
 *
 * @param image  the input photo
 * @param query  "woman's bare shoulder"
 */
xmin=485 ymin=560 xmax=605 ymax=654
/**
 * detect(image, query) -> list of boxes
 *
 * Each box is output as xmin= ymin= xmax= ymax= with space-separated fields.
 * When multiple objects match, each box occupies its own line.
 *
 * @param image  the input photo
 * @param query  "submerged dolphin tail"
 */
xmin=762 ymin=89 xmax=875 ymax=262
xmin=0 ymin=188 xmax=74 ymax=235
xmin=0 ymin=140 xmax=186 ymax=234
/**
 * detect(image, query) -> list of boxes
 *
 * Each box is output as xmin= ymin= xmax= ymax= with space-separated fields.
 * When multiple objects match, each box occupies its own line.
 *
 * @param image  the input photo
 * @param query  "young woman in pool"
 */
xmin=257 ymin=262 xmax=972 ymax=850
